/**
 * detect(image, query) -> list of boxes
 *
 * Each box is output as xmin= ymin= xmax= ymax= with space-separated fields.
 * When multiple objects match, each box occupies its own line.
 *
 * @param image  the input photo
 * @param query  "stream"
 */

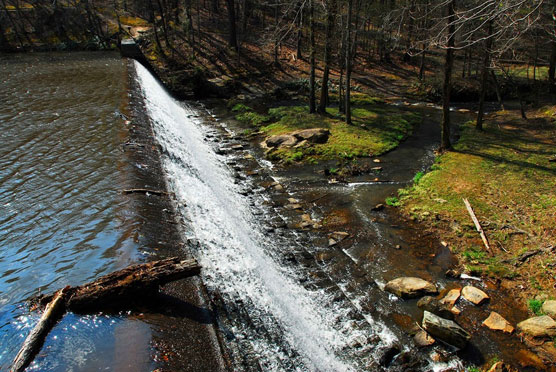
xmin=0 ymin=53 xmax=535 ymax=371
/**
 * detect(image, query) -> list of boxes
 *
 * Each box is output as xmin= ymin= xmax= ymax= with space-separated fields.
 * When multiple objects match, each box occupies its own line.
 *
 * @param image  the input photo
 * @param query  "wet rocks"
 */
xmin=371 ymin=204 xmax=385 ymax=211
xmin=379 ymin=344 xmax=401 ymax=367
xmin=461 ymin=285 xmax=489 ymax=305
xmin=440 ymin=288 xmax=461 ymax=307
xmin=422 ymin=311 xmax=471 ymax=349
xmin=417 ymin=296 xmax=455 ymax=320
xmin=414 ymin=330 xmax=435 ymax=347
xmin=482 ymin=312 xmax=515 ymax=334
xmin=517 ymin=315 xmax=556 ymax=338
xmin=384 ymin=277 xmax=438 ymax=299
xmin=487 ymin=361 xmax=510 ymax=372
xmin=328 ymin=231 xmax=349 ymax=246
xmin=542 ymin=300 xmax=556 ymax=319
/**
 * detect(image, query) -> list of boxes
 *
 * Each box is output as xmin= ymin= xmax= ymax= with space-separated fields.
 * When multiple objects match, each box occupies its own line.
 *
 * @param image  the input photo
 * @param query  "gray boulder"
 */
xmin=292 ymin=128 xmax=330 ymax=144
xmin=417 ymin=296 xmax=455 ymax=320
xmin=265 ymin=134 xmax=298 ymax=148
xmin=517 ymin=315 xmax=556 ymax=338
xmin=384 ymin=277 xmax=438 ymax=299
xmin=542 ymin=300 xmax=556 ymax=319
xmin=422 ymin=311 xmax=471 ymax=349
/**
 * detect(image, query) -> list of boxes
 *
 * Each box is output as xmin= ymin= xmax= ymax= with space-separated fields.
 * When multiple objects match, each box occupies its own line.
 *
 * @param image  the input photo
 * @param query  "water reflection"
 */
xmin=0 ymin=52 xmax=149 ymax=371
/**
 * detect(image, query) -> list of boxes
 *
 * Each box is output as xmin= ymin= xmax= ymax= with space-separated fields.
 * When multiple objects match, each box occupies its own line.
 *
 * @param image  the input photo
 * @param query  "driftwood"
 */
xmin=463 ymin=198 xmax=492 ymax=254
xmin=122 ymin=188 xmax=170 ymax=196
xmin=35 ymin=257 xmax=200 ymax=312
xmin=15 ymin=258 xmax=200 ymax=372
xmin=12 ymin=288 xmax=68 ymax=372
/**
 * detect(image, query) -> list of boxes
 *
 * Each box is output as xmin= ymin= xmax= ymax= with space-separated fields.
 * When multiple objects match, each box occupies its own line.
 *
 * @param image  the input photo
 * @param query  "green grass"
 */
xmin=398 ymin=114 xmax=556 ymax=295
xmin=527 ymin=299 xmax=544 ymax=315
xmin=254 ymin=96 xmax=420 ymax=163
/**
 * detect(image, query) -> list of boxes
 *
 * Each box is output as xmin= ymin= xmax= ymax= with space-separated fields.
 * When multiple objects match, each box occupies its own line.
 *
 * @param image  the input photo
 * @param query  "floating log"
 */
xmin=36 ymin=257 xmax=201 ymax=312
xmin=16 ymin=258 xmax=200 ymax=371
xmin=122 ymin=188 xmax=170 ymax=196
xmin=12 ymin=288 xmax=68 ymax=372
xmin=463 ymin=198 xmax=492 ymax=254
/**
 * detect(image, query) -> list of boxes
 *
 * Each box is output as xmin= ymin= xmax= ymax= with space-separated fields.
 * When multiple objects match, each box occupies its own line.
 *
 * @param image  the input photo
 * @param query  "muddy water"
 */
xmin=0 ymin=53 xmax=154 ymax=371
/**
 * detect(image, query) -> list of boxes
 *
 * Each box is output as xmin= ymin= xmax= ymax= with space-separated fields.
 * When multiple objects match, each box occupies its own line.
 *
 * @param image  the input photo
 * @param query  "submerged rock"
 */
xmin=517 ymin=315 xmax=556 ymax=338
xmin=417 ymin=296 xmax=455 ymax=320
xmin=542 ymin=300 xmax=556 ymax=319
xmin=461 ymin=285 xmax=489 ymax=305
xmin=482 ymin=312 xmax=514 ymax=334
xmin=414 ymin=330 xmax=435 ymax=347
xmin=384 ymin=277 xmax=438 ymax=299
xmin=422 ymin=311 xmax=471 ymax=349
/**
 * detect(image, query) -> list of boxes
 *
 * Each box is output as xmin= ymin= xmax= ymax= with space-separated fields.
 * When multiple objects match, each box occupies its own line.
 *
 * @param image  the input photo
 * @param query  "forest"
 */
xmin=1 ymin=0 xmax=556 ymax=371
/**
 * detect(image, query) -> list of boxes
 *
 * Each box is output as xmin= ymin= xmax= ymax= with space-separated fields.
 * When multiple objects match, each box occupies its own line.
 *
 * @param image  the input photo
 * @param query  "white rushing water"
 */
xmin=134 ymin=61 xmax=387 ymax=371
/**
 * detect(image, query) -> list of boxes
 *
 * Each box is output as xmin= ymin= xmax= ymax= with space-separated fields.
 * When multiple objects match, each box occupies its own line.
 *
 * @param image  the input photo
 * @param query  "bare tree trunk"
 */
xmin=490 ymin=70 xmax=504 ymax=110
xmin=441 ymin=0 xmax=456 ymax=151
xmin=476 ymin=20 xmax=493 ymax=131
xmin=345 ymin=0 xmax=353 ymax=124
xmin=318 ymin=0 xmax=335 ymax=113
xmin=212 ymin=0 xmax=219 ymax=13
xmin=226 ymin=0 xmax=238 ymax=50
xmin=296 ymin=1 xmax=303 ymax=59
xmin=309 ymin=0 xmax=316 ymax=113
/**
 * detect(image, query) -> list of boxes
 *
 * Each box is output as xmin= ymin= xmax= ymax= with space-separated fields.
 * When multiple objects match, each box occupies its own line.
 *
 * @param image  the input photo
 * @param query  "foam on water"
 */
xmin=134 ymin=61 xmax=373 ymax=371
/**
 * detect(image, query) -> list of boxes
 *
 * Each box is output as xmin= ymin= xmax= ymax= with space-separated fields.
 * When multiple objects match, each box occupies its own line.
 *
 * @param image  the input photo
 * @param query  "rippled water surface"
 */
xmin=0 ymin=52 xmax=151 ymax=371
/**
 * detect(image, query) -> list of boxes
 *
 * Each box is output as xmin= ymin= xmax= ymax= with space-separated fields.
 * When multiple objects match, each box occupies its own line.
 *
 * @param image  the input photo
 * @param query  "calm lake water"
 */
xmin=0 ymin=52 xmax=153 ymax=371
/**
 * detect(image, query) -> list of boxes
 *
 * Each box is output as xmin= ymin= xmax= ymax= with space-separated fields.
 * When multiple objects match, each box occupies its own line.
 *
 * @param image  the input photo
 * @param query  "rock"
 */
xmin=384 ymin=277 xmax=438 ymax=299
xmin=440 ymin=288 xmax=461 ymax=307
xmin=461 ymin=285 xmax=489 ymax=305
xmin=445 ymin=268 xmax=461 ymax=278
xmin=329 ymin=231 xmax=349 ymax=242
xmin=379 ymin=345 xmax=401 ymax=367
xmin=328 ymin=238 xmax=337 ymax=247
xmin=517 ymin=316 xmax=556 ymax=338
xmin=294 ymin=139 xmax=309 ymax=148
xmin=265 ymin=134 xmax=298 ymax=148
xmin=274 ymin=184 xmax=284 ymax=192
xmin=285 ymin=203 xmax=302 ymax=210
xmin=482 ymin=312 xmax=515 ymax=334
xmin=422 ymin=311 xmax=471 ymax=349
xmin=414 ymin=330 xmax=435 ymax=347
xmin=487 ymin=361 xmax=509 ymax=372
xmin=417 ymin=296 xmax=455 ymax=320
xmin=451 ymin=306 xmax=461 ymax=315
xmin=541 ymin=300 xmax=556 ymax=319
xmin=371 ymin=166 xmax=382 ymax=171
xmin=371 ymin=204 xmax=385 ymax=211
xmin=291 ymin=128 xmax=330 ymax=144
xmin=373 ymin=159 xmax=381 ymax=163
xmin=231 ymin=144 xmax=244 ymax=150
xmin=288 ymin=198 xmax=300 ymax=204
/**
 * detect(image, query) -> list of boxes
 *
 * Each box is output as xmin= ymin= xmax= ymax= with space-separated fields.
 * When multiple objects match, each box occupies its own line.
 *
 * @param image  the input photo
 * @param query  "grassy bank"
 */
xmin=396 ymin=108 xmax=556 ymax=304
xmin=233 ymin=93 xmax=421 ymax=164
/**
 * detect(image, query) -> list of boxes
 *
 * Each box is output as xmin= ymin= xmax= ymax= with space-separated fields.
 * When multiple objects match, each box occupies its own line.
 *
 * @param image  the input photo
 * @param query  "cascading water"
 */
xmin=133 ymin=61 xmax=463 ymax=372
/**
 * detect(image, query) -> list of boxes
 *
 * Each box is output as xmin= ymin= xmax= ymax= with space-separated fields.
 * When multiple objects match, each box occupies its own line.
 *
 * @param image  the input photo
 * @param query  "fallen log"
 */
xmin=122 ymin=188 xmax=171 ymax=196
xmin=463 ymin=198 xmax=492 ymax=254
xmin=16 ymin=258 xmax=200 ymax=372
xmin=35 ymin=257 xmax=201 ymax=312
xmin=12 ymin=288 xmax=68 ymax=372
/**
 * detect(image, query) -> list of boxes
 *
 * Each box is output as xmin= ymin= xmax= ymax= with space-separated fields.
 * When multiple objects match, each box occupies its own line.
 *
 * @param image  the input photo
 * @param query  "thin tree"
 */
xmin=226 ymin=0 xmax=238 ymax=50
xmin=309 ymin=0 xmax=316 ymax=113
xmin=476 ymin=19 xmax=494 ymax=130
xmin=318 ymin=0 xmax=336 ymax=113
xmin=441 ymin=0 xmax=456 ymax=151
xmin=345 ymin=0 xmax=353 ymax=125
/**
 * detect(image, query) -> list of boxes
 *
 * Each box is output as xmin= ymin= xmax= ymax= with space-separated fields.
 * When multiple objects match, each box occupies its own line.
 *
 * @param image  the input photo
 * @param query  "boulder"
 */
xmin=482 ymin=312 xmax=514 ymax=334
xmin=541 ymin=300 xmax=556 ymax=319
xmin=384 ymin=277 xmax=438 ymax=299
xmin=265 ymin=134 xmax=298 ymax=148
xmin=461 ymin=285 xmax=489 ymax=305
xmin=440 ymin=288 xmax=461 ymax=307
xmin=414 ymin=330 xmax=435 ymax=347
xmin=487 ymin=361 xmax=509 ymax=372
xmin=292 ymin=128 xmax=330 ymax=144
xmin=417 ymin=296 xmax=455 ymax=320
xmin=517 ymin=315 xmax=556 ymax=338
xmin=422 ymin=311 xmax=471 ymax=349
